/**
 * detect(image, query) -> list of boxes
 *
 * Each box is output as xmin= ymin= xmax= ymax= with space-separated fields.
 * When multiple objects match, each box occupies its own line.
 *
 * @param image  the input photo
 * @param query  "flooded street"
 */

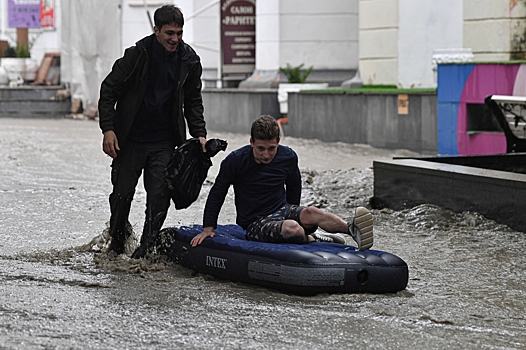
xmin=0 ymin=118 xmax=525 ymax=349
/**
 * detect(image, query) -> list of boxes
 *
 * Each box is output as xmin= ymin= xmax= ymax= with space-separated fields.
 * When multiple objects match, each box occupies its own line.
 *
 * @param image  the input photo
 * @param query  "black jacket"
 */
xmin=98 ymin=34 xmax=206 ymax=146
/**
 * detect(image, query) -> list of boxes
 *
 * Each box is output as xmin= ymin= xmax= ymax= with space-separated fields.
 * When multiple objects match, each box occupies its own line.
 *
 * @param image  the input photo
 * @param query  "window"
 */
xmin=466 ymin=103 xmax=503 ymax=134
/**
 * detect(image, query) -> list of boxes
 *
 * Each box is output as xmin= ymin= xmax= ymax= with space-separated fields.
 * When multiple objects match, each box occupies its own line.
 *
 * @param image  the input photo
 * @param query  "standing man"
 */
xmin=190 ymin=115 xmax=374 ymax=250
xmin=98 ymin=5 xmax=207 ymax=258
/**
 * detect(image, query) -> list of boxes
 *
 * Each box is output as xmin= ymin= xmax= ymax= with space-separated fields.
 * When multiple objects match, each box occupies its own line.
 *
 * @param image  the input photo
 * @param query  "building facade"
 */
xmin=1 ymin=0 xmax=525 ymax=104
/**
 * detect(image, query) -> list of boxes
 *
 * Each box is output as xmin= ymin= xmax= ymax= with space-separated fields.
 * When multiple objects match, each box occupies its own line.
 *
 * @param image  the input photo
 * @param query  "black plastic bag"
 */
xmin=165 ymin=138 xmax=227 ymax=209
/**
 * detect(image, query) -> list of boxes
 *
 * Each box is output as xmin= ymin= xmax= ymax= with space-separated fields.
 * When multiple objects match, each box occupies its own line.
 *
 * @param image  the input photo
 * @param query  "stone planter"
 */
xmin=0 ymin=66 xmax=9 ymax=86
xmin=277 ymin=83 xmax=329 ymax=114
xmin=0 ymin=58 xmax=26 ymax=86
xmin=0 ymin=57 xmax=38 ymax=86
xmin=24 ymin=58 xmax=39 ymax=82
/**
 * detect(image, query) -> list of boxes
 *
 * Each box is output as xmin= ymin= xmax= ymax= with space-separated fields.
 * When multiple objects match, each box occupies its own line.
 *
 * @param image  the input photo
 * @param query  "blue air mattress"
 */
xmin=158 ymin=224 xmax=409 ymax=295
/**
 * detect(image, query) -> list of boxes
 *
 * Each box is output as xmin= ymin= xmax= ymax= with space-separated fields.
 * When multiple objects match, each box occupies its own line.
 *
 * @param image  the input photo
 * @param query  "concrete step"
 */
xmin=0 ymin=86 xmax=71 ymax=118
xmin=0 ymin=86 xmax=64 ymax=100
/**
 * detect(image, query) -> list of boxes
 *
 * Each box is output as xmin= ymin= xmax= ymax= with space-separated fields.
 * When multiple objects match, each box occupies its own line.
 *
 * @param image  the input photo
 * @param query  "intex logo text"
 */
xmin=206 ymin=256 xmax=227 ymax=269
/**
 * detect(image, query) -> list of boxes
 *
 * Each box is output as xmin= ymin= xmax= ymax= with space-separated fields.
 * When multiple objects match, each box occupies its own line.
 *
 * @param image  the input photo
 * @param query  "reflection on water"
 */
xmin=0 ymin=119 xmax=525 ymax=349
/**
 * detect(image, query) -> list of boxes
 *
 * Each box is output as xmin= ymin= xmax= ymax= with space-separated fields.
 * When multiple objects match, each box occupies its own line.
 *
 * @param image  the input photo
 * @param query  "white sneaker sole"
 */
xmin=354 ymin=207 xmax=373 ymax=250
xmin=315 ymin=232 xmax=346 ymax=244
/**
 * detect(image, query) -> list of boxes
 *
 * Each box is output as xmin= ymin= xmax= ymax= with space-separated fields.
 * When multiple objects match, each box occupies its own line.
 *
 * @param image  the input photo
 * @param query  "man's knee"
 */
xmin=299 ymin=206 xmax=323 ymax=226
xmin=281 ymin=220 xmax=307 ymax=243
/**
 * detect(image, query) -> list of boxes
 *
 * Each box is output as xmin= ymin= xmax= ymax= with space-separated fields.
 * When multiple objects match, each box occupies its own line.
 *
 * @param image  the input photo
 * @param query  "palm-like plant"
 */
xmin=280 ymin=63 xmax=313 ymax=83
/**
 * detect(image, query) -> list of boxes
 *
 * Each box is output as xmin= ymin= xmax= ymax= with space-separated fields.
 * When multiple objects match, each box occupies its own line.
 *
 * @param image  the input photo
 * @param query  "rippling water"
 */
xmin=0 ymin=118 xmax=524 ymax=349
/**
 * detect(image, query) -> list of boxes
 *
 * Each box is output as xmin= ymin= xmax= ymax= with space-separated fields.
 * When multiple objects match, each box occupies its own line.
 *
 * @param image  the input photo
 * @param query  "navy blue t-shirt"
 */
xmin=203 ymin=144 xmax=302 ymax=229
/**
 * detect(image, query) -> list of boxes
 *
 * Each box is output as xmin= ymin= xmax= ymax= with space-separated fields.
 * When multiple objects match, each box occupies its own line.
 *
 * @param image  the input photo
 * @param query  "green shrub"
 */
xmin=280 ymin=63 xmax=313 ymax=83
xmin=3 ymin=43 xmax=30 ymax=58
xmin=4 ymin=45 xmax=16 ymax=57
xmin=16 ymin=44 xmax=30 ymax=58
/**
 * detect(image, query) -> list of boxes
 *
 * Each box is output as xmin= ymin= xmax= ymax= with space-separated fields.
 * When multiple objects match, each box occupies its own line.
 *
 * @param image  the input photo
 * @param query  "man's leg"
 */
xmin=279 ymin=205 xmax=342 ymax=244
xmin=246 ymin=219 xmax=309 ymax=244
xmin=246 ymin=205 xmax=310 ymax=243
xmin=299 ymin=206 xmax=348 ymax=232
xmin=246 ymin=204 xmax=327 ymax=244
xmin=131 ymin=140 xmax=175 ymax=259
xmin=280 ymin=220 xmax=310 ymax=243
xmin=108 ymin=142 xmax=145 ymax=254
xmin=299 ymin=206 xmax=374 ymax=250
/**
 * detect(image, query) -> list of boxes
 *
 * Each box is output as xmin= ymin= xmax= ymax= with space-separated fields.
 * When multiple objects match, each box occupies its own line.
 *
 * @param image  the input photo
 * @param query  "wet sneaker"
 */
xmin=310 ymin=232 xmax=345 ymax=244
xmin=348 ymin=207 xmax=374 ymax=250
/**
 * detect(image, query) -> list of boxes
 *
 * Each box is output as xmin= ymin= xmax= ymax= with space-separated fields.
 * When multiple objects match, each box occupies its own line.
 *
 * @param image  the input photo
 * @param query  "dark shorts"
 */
xmin=245 ymin=204 xmax=317 ymax=243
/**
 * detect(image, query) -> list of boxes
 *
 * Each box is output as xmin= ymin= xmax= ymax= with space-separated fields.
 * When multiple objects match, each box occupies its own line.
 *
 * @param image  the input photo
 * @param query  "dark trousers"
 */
xmin=108 ymin=139 xmax=175 ymax=252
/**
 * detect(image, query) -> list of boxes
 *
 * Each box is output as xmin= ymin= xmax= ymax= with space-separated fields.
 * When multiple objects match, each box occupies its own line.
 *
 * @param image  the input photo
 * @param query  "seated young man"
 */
xmin=190 ymin=115 xmax=373 ymax=250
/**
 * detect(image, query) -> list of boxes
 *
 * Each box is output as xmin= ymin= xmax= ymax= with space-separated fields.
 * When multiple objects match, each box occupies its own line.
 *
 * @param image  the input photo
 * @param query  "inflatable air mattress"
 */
xmin=158 ymin=224 xmax=408 ymax=295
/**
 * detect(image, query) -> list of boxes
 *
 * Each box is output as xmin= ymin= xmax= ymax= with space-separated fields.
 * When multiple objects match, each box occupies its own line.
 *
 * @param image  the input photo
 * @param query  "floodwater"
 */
xmin=0 ymin=118 xmax=525 ymax=349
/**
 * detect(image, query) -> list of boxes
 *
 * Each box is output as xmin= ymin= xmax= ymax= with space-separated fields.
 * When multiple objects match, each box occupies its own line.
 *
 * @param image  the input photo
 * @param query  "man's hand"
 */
xmin=103 ymin=130 xmax=120 ymax=158
xmin=198 ymin=136 xmax=207 ymax=153
xmin=190 ymin=227 xmax=215 ymax=247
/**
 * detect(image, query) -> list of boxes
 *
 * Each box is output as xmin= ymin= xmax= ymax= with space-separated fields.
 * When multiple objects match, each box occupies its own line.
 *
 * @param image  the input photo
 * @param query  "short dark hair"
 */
xmin=154 ymin=5 xmax=184 ymax=29
xmin=251 ymin=115 xmax=280 ymax=141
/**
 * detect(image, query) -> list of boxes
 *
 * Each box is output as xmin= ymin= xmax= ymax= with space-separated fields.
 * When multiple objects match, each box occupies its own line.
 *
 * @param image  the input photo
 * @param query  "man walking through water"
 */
xmin=191 ymin=115 xmax=373 ymax=249
xmin=98 ymin=5 xmax=207 ymax=258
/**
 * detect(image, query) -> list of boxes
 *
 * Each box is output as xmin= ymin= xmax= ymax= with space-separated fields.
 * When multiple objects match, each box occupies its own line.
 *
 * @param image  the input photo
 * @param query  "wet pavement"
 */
xmin=0 ymin=118 xmax=524 ymax=349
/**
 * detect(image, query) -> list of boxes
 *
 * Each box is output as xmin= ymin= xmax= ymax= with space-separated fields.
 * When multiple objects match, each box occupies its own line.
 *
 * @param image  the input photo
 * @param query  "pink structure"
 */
xmin=437 ymin=62 xmax=526 ymax=156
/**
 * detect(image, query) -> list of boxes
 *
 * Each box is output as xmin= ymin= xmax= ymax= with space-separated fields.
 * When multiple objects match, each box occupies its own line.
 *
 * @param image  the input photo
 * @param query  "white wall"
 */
xmin=359 ymin=0 xmax=399 ymax=85
xmin=398 ymin=0 xmax=463 ymax=88
xmin=188 ymin=0 xmax=219 ymax=74
xmin=393 ymin=0 xmax=525 ymax=87
xmin=255 ymin=0 xmax=280 ymax=70
xmin=464 ymin=0 xmax=526 ymax=61
xmin=360 ymin=0 xmax=464 ymax=88
xmin=121 ymin=2 xmax=156 ymax=51
xmin=2 ymin=0 xmax=359 ymax=88
xmin=278 ymin=0 xmax=358 ymax=70
xmin=7 ymin=0 xmax=521 ymax=93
